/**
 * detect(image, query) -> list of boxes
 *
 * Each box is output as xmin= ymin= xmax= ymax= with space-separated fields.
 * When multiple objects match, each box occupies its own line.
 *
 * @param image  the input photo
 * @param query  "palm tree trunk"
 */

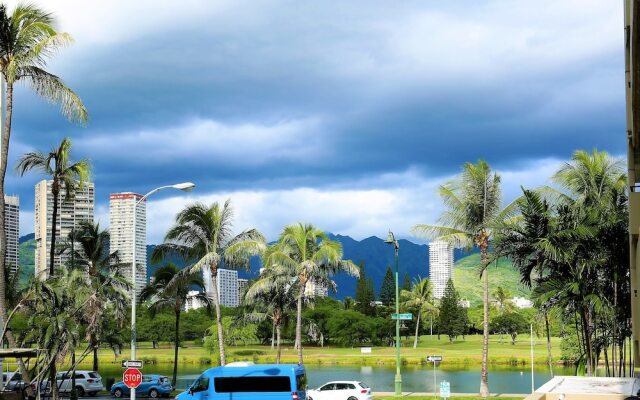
xmin=276 ymin=321 xmax=282 ymax=364
xmin=413 ymin=312 xmax=421 ymax=349
xmin=50 ymin=360 xmax=59 ymax=400
xmin=49 ymin=184 xmax=60 ymax=276
xmin=210 ymin=267 xmax=226 ymax=366
xmin=172 ymin=308 xmax=180 ymax=387
xmin=545 ymin=313 xmax=553 ymax=377
xmin=479 ymin=242 xmax=490 ymax=398
xmin=296 ymin=285 xmax=304 ymax=364
xmin=93 ymin=341 xmax=98 ymax=372
xmin=580 ymin=305 xmax=593 ymax=376
xmin=271 ymin=319 xmax=275 ymax=350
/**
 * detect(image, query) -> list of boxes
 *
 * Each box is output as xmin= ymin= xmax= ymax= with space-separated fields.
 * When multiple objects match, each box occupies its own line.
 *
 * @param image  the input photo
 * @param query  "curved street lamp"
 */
xmin=130 ymin=182 xmax=195 ymax=400
xmin=384 ymin=230 xmax=402 ymax=397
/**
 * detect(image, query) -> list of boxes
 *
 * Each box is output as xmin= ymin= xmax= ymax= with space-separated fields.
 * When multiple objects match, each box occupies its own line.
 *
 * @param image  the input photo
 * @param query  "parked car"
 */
xmin=307 ymin=381 xmax=372 ymax=400
xmin=41 ymin=371 xmax=104 ymax=396
xmin=2 ymin=372 xmax=25 ymax=392
xmin=176 ymin=362 xmax=307 ymax=400
xmin=110 ymin=375 xmax=172 ymax=398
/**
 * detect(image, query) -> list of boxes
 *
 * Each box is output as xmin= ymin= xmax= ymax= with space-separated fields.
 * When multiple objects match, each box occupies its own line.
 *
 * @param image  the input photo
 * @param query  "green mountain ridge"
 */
xmin=452 ymin=253 xmax=531 ymax=307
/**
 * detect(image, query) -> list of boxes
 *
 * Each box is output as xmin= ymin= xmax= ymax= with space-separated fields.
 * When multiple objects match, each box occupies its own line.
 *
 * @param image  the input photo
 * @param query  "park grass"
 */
xmin=375 ymin=397 xmax=524 ymax=400
xmin=82 ymin=334 xmax=563 ymax=367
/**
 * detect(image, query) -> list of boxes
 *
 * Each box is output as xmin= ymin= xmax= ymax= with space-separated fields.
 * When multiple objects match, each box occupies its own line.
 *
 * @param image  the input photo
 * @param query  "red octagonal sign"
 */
xmin=123 ymin=368 xmax=142 ymax=389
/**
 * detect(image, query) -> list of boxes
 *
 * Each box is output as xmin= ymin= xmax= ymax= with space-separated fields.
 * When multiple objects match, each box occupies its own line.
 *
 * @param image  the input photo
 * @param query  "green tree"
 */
xmin=244 ymin=265 xmax=296 ymax=363
xmin=493 ymin=286 xmax=511 ymax=312
xmin=58 ymin=220 xmax=130 ymax=372
xmin=401 ymin=277 xmax=434 ymax=348
xmin=438 ymin=279 xmax=466 ymax=342
xmin=140 ymin=263 xmax=208 ymax=386
xmin=327 ymin=310 xmax=372 ymax=347
xmin=152 ymin=200 xmax=265 ymax=366
xmin=16 ymin=137 xmax=90 ymax=277
xmin=379 ymin=266 xmax=395 ymax=306
xmin=413 ymin=160 xmax=517 ymax=397
xmin=355 ymin=261 xmax=375 ymax=316
xmin=491 ymin=312 xmax=529 ymax=345
xmin=263 ymin=223 xmax=358 ymax=364
xmin=0 ymin=4 xmax=87 ymax=355
xmin=402 ymin=272 xmax=411 ymax=291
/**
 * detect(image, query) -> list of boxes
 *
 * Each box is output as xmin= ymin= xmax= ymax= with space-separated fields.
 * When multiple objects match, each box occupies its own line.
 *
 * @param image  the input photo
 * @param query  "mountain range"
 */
xmin=18 ymin=232 xmax=501 ymax=301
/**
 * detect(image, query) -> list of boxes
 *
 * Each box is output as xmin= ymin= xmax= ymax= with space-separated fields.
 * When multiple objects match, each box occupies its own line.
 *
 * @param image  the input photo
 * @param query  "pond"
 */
xmin=93 ymin=363 xmax=573 ymax=394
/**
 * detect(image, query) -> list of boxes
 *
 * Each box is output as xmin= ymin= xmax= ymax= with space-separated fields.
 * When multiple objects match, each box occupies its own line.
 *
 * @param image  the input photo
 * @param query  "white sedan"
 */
xmin=307 ymin=381 xmax=373 ymax=400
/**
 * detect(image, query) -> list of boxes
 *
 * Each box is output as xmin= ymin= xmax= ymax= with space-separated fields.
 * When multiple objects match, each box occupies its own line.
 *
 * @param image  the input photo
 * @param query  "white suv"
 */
xmin=42 ymin=371 xmax=104 ymax=396
xmin=307 ymin=381 xmax=373 ymax=400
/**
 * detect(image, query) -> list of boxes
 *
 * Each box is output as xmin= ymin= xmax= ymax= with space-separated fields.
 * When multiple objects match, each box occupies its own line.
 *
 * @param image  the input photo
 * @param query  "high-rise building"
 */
xmin=35 ymin=180 xmax=94 ymax=278
xmin=305 ymin=280 xmax=328 ymax=298
xmin=237 ymin=278 xmax=248 ymax=305
xmin=204 ymin=268 xmax=239 ymax=307
xmin=429 ymin=240 xmax=453 ymax=299
xmin=109 ymin=192 xmax=147 ymax=297
xmin=4 ymin=195 xmax=19 ymax=274
xmin=185 ymin=290 xmax=207 ymax=311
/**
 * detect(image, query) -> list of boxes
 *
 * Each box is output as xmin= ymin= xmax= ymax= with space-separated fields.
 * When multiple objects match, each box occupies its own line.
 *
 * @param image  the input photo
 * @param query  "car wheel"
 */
xmin=76 ymin=386 xmax=86 ymax=397
xmin=347 ymin=397 xmax=358 ymax=400
xmin=149 ymin=389 xmax=159 ymax=399
xmin=114 ymin=388 xmax=123 ymax=398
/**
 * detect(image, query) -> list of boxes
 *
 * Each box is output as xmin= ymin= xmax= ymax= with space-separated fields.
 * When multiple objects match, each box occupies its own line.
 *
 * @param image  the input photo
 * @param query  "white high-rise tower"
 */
xmin=109 ymin=193 xmax=147 ymax=296
xmin=429 ymin=240 xmax=454 ymax=299
xmin=35 ymin=180 xmax=94 ymax=278
xmin=4 ymin=195 xmax=19 ymax=274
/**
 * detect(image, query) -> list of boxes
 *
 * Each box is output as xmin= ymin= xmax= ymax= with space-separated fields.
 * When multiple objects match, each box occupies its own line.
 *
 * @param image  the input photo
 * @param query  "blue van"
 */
xmin=176 ymin=362 xmax=307 ymax=400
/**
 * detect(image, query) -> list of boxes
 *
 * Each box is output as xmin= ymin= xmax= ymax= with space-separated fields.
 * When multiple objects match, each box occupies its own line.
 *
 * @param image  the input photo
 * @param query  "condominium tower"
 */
xmin=429 ymin=240 xmax=454 ymax=299
xmin=4 ymin=195 xmax=19 ymax=274
xmin=109 ymin=193 xmax=147 ymax=297
xmin=34 ymin=180 xmax=94 ymax=278
xmin=204 ymin=268 xmax=239 ymax=307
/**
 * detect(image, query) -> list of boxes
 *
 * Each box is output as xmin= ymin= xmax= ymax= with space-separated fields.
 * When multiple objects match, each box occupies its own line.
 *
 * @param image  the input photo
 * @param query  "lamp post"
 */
xmin=384 ymin=230 xmax=402 ymax=397
xmin=130 ymin=182 xmax=194 ymax=400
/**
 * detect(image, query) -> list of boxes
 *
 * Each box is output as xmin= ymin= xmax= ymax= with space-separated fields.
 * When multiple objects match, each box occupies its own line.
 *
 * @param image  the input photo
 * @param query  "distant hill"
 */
xmin=18 ymin=233 xmax=527 ymax=302
xmin=452 ymin=253 xmax=531 ymax=307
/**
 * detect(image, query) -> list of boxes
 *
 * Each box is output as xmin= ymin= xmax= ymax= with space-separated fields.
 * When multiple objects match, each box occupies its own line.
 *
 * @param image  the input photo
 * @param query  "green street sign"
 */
xmin=391 ymin=313 xmax=413 ymax=320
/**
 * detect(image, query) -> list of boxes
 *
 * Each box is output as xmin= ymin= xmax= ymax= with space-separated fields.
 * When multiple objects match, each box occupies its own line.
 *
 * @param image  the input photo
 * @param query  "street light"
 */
xmin=384 ymin=230 xmax=402 ymax=397
xmin=130 ymin=182 xmax=194 ymax=400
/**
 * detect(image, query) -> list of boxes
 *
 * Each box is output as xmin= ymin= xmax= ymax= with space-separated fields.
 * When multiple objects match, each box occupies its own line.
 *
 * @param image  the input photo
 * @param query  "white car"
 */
xmin=41 ymin=370 xmax=104 ymax=396
xmin=307 ymin=381 xmax=372 ymax=400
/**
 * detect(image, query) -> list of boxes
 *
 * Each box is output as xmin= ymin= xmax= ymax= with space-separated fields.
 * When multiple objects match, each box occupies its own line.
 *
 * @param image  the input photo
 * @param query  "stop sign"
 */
xmin=123 ymin=368 xmax=142 ymax=389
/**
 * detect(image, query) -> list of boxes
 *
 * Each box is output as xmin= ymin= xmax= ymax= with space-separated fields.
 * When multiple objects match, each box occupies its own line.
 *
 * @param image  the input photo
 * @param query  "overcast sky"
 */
xmin=5 ymin=0 xmax=625 ymax=243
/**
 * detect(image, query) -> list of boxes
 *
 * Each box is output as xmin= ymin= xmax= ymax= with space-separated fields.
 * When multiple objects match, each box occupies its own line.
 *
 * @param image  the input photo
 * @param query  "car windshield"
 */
xmin=89 ymin=373 xmax=100 ymax=379
xmin=359 ymin=382 xmax=369 ymax=388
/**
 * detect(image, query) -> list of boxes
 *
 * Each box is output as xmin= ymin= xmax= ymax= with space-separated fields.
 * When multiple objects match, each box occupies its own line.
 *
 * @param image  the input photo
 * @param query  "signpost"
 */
xmin=123 ymin=368 xmax=142 ymax=389
xmin=391 ymin=313 xmax=413 ymax=320
xmin=439 ymin=381 xmax=450 ymax=399
xmin=121 ymin=360 xmax=143 ymax=369
xmin=427 ymin=355 xmax=443 ymax=398
xmin=360 ymin=347 xmax=372 ymax=354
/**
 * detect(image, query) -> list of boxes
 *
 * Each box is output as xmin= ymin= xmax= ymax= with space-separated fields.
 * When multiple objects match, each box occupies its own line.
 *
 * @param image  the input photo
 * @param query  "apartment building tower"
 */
xmin=429 ymin=240 xmax=454 ymax=299
xmin=35 ymin=180 xmax=94 ymax=278
xmin=204 ymin=268 xmax=239 ymax=307
xmin=237 ymin=278 xmax=248 ymax=305
xmin=4 ymin=195 xmax=19 ymax=274
xmin=109 ymin=192 xmax=147 ymax=297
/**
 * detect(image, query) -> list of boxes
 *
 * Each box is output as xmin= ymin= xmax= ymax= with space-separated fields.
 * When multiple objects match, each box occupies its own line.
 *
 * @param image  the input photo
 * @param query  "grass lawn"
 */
xmin=84 ymin=334 xmax=562 ymax=367
xmin=375 ymin=397 xmax=524 ymax=400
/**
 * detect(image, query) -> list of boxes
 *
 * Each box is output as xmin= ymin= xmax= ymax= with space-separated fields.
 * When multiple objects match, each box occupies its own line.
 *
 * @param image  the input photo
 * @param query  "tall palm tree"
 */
xmin=400 ymin=277 xmax=434 ymax=348
xmin=0 ymin=3 xmax=87 ymax=381
xmin=244 ymin=266 xmax=297 ymax=364
xmin=412 ymin=160 xmax=518 ymax=398
xmin=152 ymin=200 xmax=265 ymax=366
xmin=58 ymin=220 xmax=130 ymax=372
xmin=263 ymin=223 xmax=358 ymax=364
xmin=140 ymin=263 xmax=208 ymax=386
xmin=16 ymin=137 xmax=90 ymax=277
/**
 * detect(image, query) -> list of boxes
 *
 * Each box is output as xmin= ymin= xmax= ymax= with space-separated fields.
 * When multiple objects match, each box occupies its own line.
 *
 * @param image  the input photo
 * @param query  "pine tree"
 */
xmin=438 ymin=278 xmax=466 ymax=341
xmin=355 ymin=261 xmax=375 ymax=315
xmin=402 ymin=272 xmax=411 ymax=291
xmin=380 ymin=266 xmax=395 ymax=306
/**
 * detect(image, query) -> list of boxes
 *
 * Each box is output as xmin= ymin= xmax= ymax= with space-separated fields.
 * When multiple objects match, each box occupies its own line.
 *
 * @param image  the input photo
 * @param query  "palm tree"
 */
xmin=400 ymin=277 xmax=434 ymax=348
xmin=58 ymin=220 xmax=130 ymax=372
xmin=152 ymin=200 xmax=265 ymax=366
xmin=412 ymin=160 xmax=518 ymax=398
xmin=16 ymin=137 xmax=90 ymax=277
xmin=244 ymin=267 xmax=297 ymax=364
xmin=140 ymin=263 xmax=208 ymax=386
xmin=0 ymin=3 xmax=87 ymax=381
xmin=263 ymin=223 xmax=358 ymax=364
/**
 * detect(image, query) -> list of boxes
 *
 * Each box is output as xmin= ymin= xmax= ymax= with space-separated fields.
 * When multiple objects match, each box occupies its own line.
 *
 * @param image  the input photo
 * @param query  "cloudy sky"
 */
xmin=5 ymin=0 xmax=625 ymax=243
